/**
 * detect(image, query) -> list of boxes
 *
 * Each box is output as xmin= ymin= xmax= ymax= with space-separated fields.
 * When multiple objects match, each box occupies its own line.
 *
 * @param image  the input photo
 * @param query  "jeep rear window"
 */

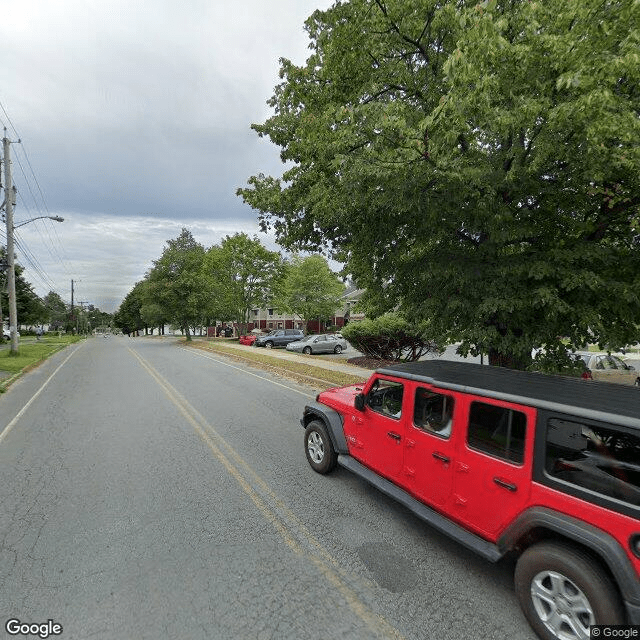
xmin=545 ymin=418 xmax=640 ymax=506
xmin=467 ymin=402 xmax=526 ymax=464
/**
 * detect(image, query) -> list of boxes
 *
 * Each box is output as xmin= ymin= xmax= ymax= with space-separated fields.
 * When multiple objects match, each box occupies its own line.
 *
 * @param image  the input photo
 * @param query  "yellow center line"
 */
xmin=128 ymin=347 xmax=404 ymax=640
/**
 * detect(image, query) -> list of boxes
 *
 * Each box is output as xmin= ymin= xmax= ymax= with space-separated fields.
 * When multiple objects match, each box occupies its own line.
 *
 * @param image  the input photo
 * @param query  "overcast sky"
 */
xmin=1 ymin=0 xmax=334 ymax=312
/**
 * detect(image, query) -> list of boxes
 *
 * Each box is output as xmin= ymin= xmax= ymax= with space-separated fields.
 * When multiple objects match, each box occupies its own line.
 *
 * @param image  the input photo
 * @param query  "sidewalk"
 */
xmin=193 ymin=338 xmax=373 ymax=379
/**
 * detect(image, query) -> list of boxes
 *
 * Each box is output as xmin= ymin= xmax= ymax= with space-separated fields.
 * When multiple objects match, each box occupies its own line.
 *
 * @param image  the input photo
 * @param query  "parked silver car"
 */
xmin=286 ymin=333 xmax=348 ymax=355
xmin=575 ymin=352 xmax=640 ymax=386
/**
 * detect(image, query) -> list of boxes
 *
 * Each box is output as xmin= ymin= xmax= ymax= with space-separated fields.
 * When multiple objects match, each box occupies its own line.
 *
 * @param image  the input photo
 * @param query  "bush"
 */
xmin=341 ymin=313 xmax=443 ymax=362
xmin=529 ymin=345 xmax=589 ymax=377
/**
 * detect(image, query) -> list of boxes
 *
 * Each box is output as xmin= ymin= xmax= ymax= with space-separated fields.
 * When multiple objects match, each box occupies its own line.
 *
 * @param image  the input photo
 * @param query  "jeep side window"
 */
xmin=366 ymin=379 xmax=404 ymax=419
xmin=545 ymin=418 xmax=640 ymax=506
xmin=467 ymin=402 xmax=527 ymax=464
xmin=413 ymin=388 xmax=454 ymax=438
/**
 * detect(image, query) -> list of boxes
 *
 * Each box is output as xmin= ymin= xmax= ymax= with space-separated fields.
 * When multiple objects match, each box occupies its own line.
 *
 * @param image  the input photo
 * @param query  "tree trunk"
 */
xmin=488 ymin=349 xmax=532 ymax=371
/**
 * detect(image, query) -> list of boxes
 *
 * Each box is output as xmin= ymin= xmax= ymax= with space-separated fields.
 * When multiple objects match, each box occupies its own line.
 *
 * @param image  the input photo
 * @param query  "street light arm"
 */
xmin=14 ymin=215 xmax=64 ymax=229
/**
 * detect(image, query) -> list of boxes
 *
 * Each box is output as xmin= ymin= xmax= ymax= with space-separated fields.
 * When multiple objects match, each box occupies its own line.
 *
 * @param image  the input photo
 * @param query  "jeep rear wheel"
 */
xmin=304 ymin=421 xmax=337 ymax=474
xmin=514 ymin=542 xmax=624 ymax=640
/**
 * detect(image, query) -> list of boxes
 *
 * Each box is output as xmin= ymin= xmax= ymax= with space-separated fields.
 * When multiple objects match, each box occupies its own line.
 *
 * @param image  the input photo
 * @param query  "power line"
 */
xmin=13 ymin=231 xmax=61 ymax=294
xmin=0 ymin=100 xmax=73 ymax=293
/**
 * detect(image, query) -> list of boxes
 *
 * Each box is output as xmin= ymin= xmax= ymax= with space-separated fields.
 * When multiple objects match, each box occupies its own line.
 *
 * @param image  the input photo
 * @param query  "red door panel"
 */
xmin=349 ymin=377 xmax=406 ymax=482
xmin=402 ymin=384 xmax=458 ymax=507
xmin=452 ymin=397 xmax=536 ymax=540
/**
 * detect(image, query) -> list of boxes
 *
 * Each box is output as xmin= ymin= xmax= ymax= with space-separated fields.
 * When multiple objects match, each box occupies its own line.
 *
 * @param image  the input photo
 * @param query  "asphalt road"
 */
xmin=0 ymin=336 xmax=535 ymax=640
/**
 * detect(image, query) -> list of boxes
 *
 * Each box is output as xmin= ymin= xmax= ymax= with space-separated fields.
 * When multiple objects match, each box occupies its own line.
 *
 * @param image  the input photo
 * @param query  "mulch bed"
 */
xmin=347 ymin=356 xmax=398 ymax=370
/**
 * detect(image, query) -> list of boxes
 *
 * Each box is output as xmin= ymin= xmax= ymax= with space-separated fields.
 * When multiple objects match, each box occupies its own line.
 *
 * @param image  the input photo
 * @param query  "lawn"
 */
xmin=0 ymin=335 xmax=84 ymax=390
xmin=188 ymin=340 xmax=366 ymax=389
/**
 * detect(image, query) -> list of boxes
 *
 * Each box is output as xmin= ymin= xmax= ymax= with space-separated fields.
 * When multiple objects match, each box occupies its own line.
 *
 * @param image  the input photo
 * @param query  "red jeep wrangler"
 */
xmin=301 ymin=360 xmax=640 ymax=640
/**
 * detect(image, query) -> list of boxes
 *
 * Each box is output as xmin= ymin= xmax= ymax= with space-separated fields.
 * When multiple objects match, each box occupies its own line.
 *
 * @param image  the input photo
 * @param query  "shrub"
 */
xmin=529 ymin=345 xmax=590 ymax=377
xmin=341 ymin=313 xmax=443 ymax=362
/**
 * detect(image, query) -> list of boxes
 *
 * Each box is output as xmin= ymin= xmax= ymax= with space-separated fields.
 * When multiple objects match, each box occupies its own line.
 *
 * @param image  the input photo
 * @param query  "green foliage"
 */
xmin=42 ymin=291 xmax=68 ymax=329
xmin=115 ymin=231 xmax=285 ymax=336
xmin=239 ymin=0 xmax=640 ymax=369
xmin=341 ymin=313 xmax=443 ymax=361
xmin=205 ymin=233 xmax=284 ymax=334
xmin=146 ymin=229 xmax=209 ymax=339
xmin=274 ymin=254 xmax=345 ymax=328
xmin=114 ymin=281 xmax=145 ymax=334
xmin=1 ymin=247 xmax=47 ymax=325
xmin=529 ymin=344 xmax=589 ymax=378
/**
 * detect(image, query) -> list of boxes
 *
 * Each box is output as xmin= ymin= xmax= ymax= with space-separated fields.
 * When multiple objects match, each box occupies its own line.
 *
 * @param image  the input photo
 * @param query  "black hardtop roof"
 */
xmin=376 ymin=360 xmax=640 ymax=427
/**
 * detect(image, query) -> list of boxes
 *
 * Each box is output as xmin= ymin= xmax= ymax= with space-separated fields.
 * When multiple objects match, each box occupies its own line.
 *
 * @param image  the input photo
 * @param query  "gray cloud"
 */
xmin=1 ymin=0 xmax=332 ymax=312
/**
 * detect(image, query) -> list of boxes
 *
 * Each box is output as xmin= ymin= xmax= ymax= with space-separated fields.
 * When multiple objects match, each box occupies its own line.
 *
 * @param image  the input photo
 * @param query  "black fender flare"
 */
xmin=301 ymin=402 xmax=348 ymax=454
xmin=499 ymin=506 xmax=640 ymax=607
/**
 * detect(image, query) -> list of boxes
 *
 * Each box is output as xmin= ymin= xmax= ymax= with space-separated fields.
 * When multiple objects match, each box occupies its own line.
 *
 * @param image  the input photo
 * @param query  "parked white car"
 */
xmin=575 ymin=352 xmax=640 ymax=386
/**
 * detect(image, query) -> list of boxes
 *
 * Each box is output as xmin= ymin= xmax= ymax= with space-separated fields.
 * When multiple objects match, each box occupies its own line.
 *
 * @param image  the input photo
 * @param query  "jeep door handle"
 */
xmin=432 ymin=451 xmax=450 ymax=463
xmin=493 ymin=477 xmax=517 ymax=492
xmin=387 ymin=431 xmax=401 ymax=442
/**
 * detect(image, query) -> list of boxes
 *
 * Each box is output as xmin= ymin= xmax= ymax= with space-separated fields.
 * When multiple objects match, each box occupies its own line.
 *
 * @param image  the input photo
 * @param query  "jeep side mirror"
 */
xmin=354 ymin=393 xmax=365 ymax=411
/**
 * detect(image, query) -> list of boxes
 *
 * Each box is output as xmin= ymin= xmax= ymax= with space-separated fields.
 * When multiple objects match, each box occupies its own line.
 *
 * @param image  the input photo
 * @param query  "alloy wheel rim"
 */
xmin=530 ymin=570 xmax=594 ymax=640
xmin=307 ymin=431 xmax=325 ymax=463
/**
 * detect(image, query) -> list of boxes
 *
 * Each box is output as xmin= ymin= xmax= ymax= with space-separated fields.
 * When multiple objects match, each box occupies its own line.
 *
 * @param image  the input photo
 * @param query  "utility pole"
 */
xmin=70 ymin=279 xmax=74 ymax=332
xmin=3 ymin=130 xmax=19 ymax=354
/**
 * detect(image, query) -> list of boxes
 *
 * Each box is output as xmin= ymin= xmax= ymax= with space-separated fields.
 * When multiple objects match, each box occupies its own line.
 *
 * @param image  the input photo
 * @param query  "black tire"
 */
xmin=265 ymin=341 xmax=274 ymax=349
xmin=303 ymin=346 xmax=312 ymax=355
xmin=635 ymin=377 xmax=640 ymax=387
xmin=304 ymin=421 xmax=337 ymax=474
xmin=514 ymin=542 xmax=624 ymax=640
xmin=334 ymin=345 xmax=342 ymax=354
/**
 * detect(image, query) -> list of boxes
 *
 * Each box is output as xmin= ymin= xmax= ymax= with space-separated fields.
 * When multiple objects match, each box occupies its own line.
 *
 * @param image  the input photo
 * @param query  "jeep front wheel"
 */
xmin=514 ymin=542 xmax=624 ymax=640
xmin=304 ymin=421 xmax=337 ymax=474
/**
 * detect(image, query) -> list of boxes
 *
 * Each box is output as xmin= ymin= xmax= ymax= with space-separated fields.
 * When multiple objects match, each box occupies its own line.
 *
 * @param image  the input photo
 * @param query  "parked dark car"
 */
xmin=254 ymin=329 xmax=304 ymax=349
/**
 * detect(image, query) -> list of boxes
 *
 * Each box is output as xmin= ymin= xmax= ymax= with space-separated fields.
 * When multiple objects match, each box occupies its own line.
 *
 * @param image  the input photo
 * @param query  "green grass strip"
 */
xmin=0 ymin=335 xmax=84 ymax=391
xmin=188 ymin=341 xmax=367 ymax=389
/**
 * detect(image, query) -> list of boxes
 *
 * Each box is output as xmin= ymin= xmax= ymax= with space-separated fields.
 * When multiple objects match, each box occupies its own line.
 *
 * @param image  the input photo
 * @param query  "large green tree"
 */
xmin=146 ymin=229 xmax=209 ymax=340
xmin=114 ymin=281 xmax=145 ymax=335
xmin=42 ymin=291 xmax=68 ymax=329
xmin=0 ymin=247 xmax=47 ymax=327
xmin=205 ymin=233 xmax=284 ymax=334
xmin=274 ymin=254 xmax=345 ymax=330
xmin=239 ymin=0 xmax=640 ymax=369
